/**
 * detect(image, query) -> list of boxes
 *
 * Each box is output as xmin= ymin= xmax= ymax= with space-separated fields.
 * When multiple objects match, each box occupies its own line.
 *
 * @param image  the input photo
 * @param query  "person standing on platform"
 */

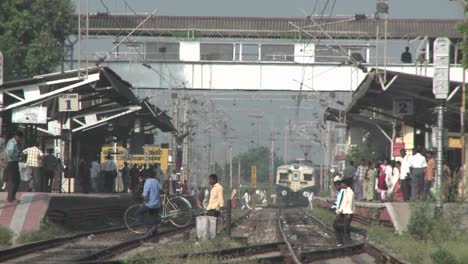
xmin=90 ymin=157 xmax=101 ymax=192
xmin=354 ymin=159 xmax=367 ymax=201
xmin=121 ymin=162 xmax=130 ymax=193
xmin=52 ymin=158 xmax=64 ymax=192
xmin=400 ymin=46 xmax=412 ymax=63
xmin=22 ymin=141 xmax=44 ymax=192
xmin=425 ymin=151 xmax=436 ymax=198
xmin=102 ymin=154 xmax=117 ymax=193
xmin=365 ymin=162 xmax=377 ymax=201
xmin=205 ymin=174 xmax=224 ymax=217
xmin=78 ymin=157 xmax=91 ymax=193
xmin=334 ymin=178 xmax=355 ymax=246
xmin=6 ymin=131 xmax=24 ymax=202
xmin=0 ymin=137 xmax=8 ymax=191
xmin=398 ymin=149 xmax=411 ymax=201
xmin=410 ymin=148 xmax=427 ymax=200
xmin=42 ymin=149 xmax=57 ymax=192
xmin=129 ymin=164 xmax=139 ymax=193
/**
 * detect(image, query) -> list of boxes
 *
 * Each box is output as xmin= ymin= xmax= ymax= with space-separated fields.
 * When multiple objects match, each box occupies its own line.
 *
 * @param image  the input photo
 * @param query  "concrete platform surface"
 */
xmin=0 ymin=192 xmax=133 ymax=238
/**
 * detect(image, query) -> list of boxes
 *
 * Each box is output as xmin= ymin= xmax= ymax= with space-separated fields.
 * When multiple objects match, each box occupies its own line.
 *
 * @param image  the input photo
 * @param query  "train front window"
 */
xmin=279 ymin=173 xmax=288 ymax=181
xmin=293 ymin=172 xmax=300 ymax=181
xmin=303 ymin=173 xmax=313 ymax=181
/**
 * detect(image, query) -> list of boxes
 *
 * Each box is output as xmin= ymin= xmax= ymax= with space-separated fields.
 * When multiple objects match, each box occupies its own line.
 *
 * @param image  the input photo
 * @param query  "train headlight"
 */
xmin=281 ymin=190 xmax=287 ymax=196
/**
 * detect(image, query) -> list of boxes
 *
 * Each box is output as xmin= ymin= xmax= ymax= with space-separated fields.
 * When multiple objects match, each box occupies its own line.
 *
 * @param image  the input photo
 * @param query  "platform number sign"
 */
xmin=59 ymin=93 xmax=79 ymax=112
xmin=393 ymin=97 xmax=413 ymax=116
xmin=251 ymin=165 xmax=257 ymax=189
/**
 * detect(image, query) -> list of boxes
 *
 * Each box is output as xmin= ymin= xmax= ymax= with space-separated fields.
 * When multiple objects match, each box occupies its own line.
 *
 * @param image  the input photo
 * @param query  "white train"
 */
xmin=276 ymin=162 xmax=318 ymax=205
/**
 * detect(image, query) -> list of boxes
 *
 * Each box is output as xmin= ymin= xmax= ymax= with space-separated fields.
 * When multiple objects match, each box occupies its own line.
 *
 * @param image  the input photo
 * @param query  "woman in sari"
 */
xmin=231 ymin=188 xmax=238 ymax=208
xmin=378 ymin=159 xmax=390 ymax=202
xmin=366 ymin=161 xmax=377 ymax=201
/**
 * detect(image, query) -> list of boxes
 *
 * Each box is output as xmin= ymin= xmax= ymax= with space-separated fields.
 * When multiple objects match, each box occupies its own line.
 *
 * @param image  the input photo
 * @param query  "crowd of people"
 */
xmin=330 ymin=147 xmax=462 ymax=246
xmin=337 ymin=147 xmax=459 ymax=203
xmin=1 ymin=131 xmax=67 ymax=202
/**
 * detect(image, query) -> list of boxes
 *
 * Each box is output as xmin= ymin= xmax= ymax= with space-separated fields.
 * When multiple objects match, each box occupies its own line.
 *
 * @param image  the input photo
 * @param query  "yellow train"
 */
xmin=276 ymin=162 xmax=318 ymax=205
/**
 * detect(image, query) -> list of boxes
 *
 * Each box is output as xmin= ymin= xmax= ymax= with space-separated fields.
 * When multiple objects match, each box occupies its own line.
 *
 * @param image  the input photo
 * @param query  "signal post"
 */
xmin=251 ymin=165 xmax=256 ymax=211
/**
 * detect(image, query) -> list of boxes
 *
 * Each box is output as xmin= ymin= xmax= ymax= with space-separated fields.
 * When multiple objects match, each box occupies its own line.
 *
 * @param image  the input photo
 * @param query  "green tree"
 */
xmin=346 ymin=143 xmax=379 ymax=165
xmin=233 ymin=146 xmax=282 ymax=185
xmin=457 ymin=1 xmax=468 ymax=68
xmin=0 ymin=0 xmax=74 ymax=81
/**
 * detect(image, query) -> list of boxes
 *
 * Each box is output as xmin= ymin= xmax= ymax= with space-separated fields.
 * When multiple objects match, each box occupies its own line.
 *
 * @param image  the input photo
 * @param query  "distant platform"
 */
xmin=0 ymin=192 xmax=133 ymax=240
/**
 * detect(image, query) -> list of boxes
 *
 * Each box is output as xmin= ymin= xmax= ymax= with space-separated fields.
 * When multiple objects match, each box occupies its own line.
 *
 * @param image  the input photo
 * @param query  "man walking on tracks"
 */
xmin=333 ymin=178 xmax=355 ymax=246
xmin=136 ymin=170 xmax=162 ymax=239
xmin=206 ymin=174 xmax=224 ymax=217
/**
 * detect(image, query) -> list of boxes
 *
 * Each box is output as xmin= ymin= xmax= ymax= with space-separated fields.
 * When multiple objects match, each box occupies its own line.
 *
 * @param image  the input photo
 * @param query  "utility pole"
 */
xmin=171 ymin=93 xmax=178 ymax=173
xmin=238 ymin=158 xmax=241 ymax=190
xmin=433 ymin=37 xmax=451 ymax=210
xmin=229 ymin=145 xmax=233 ymax=191
xmin=269 ymin=131 xmax=275 ymax=203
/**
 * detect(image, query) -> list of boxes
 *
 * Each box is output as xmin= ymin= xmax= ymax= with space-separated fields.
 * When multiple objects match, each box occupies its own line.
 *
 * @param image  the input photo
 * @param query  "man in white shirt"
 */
xmin=398 ymin=149 xmax=411 ymax=201
xmin=409 ymin=147 xmax=427 ymax=200
xmin=333 ymin=178 xmax=355 ymax=246
xmin=102 ymin=154 xmax=117 ymax=193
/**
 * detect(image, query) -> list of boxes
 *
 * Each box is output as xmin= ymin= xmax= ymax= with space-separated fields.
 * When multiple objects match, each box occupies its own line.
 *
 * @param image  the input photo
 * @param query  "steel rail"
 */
xmin=72 ymin=223 xmax=195 ymax=263
xmin=277 ymin=207 xmax=302 ymax=264
xmin=0 ymin=226 xmax=127 ymax=262
xmin=74 ymin=210 xmax=253 ymax=263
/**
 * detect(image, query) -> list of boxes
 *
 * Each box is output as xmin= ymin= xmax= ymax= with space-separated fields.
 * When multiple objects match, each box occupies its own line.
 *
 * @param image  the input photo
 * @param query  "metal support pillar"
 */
xmin=436 ymin=102 xmax=445 ymax=209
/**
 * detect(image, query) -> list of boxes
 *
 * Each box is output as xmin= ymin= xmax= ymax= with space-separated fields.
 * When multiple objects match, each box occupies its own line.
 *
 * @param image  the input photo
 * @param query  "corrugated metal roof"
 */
xmin=79 ymin=14 xmax=462 ymax=39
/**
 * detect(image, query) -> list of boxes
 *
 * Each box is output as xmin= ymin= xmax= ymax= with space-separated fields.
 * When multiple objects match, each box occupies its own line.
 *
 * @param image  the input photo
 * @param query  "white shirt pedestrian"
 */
xmin=241 ymin=192 xmax=251 ymax=209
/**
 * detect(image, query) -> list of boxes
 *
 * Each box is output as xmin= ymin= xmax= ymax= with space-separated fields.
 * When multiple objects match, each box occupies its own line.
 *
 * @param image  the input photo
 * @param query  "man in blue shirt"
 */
xmin=331 ymin=176 xmax=344 ymax=210
xmin=6 ymin=131 xmax=23 ymax=203
xmin=136 ymin=172 xmax=162 ymax=235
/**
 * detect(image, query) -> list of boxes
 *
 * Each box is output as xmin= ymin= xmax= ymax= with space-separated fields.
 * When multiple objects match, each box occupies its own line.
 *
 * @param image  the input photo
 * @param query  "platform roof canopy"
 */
xmin=344 ymin=69 xmax=464 ymax=133
xmin=0 ymin=66 xmax=176 ymax=140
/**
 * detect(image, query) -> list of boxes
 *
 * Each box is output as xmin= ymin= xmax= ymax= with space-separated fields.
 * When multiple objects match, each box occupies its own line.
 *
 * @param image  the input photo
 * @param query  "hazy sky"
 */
xmin=75 ymin=0 xmax=462 ymax=19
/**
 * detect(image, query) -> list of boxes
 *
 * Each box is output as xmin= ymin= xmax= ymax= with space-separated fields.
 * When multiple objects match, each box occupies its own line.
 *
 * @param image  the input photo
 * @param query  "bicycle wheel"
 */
xmin=166 ymin=197 xmax=192 ymax=228
xmin=124 ymin=204 xmax=157 ymax=234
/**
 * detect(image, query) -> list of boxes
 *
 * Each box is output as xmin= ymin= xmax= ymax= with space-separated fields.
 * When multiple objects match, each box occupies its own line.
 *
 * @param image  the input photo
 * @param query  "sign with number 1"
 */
xmin=59 ymin=93 xmax=79 ymax=112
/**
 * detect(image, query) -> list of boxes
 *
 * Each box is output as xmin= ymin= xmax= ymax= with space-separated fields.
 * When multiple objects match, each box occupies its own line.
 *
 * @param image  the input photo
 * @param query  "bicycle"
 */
xmin=124 ymin=193 xmax=193 ymax=234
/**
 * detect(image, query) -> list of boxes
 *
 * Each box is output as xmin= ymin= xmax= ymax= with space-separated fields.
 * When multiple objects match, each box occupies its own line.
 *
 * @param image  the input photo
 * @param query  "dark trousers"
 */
xmin=411 ymin=168 xmax=424 ymax=200
xmin=136 ymin=206 xmax=161 ymax=229
xmin=42 ymin=169 xmax=54 ymax=192
xmin=7 ymin=161 xmax=20 ymax=202
xmin=206 ymin=209 xmax=221 ymax=218
xmin=103 ymin=171 xmax=115 ymax=193
xmin=400 ymin=178 xmax=411 ymax=201
xmin=30 ymin=167 xmax=44 ymax=192
xmin=333 ymin=214 xmax=353 ymax=245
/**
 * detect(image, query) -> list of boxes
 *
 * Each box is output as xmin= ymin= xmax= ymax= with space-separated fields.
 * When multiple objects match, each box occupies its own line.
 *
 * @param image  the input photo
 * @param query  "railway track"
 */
xmin=0 ymin=224 xmax=194 ymax=264
xmin=0 ymin=209 xmax=253 ymax=263
xmin=276 ymin=207 xmax=407 ymax=264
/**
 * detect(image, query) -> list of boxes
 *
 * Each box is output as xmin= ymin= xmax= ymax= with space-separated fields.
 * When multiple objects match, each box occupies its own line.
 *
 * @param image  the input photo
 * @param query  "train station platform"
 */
xmin=315 ymin=197 xmax=410 ymax=232
xmin=0 ymin=192 xmax=133 ymax=238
